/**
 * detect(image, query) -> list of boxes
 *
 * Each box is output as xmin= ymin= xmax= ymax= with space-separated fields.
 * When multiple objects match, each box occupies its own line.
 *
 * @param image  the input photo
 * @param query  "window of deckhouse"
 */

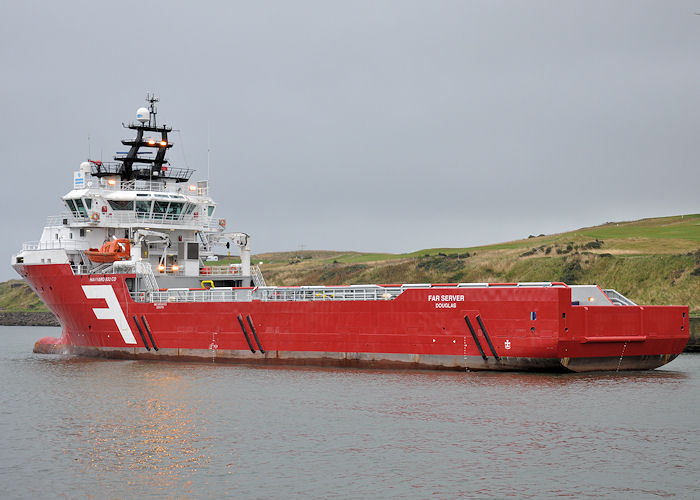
xmin=65 ymin=199 xmax=77 ymax=216
xmin=108 ymin=200 xmax=134 ymax=211
xmin=167 ymin=202 xmax=183 ymax=219
xmin=153 ymin=201 xmax=169 ymax=220
xmin=135 ymin=200 xmax=152 ymax=219
xmin=74 ymin=199 xmax=87 ymax=218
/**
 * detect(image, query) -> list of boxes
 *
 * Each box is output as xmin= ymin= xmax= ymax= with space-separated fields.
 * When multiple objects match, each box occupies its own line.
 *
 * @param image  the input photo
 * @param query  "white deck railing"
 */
xmin=128 ymin=281 xmax=572 ymax=305
xmin=255 ymin=285 xmax=402 ymax=302
xmin=132 ymin=288 xmax=254 ymax=303
xmin=82 ymin=176 xmax=207 ymax=195
xmin=46 ymin=212 xmax=220 ymax=230
xmin=23 ymin=240 xmax=85 ymax=251
xmin=130 ymin=285 xmax=404 ymax=304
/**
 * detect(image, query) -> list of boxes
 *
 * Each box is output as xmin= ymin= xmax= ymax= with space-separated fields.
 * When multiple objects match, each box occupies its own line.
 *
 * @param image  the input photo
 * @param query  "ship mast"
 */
xmin=89 ymin=94 xmax=193 ymax=183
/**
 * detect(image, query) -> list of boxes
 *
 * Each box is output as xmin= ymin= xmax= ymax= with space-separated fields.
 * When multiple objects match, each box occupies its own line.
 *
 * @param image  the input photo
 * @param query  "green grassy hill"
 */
xmin=2 ymin=214 xmax=699 ymax=315
xmin=0 ymin=280 xmax=48 ymax=312
xmin=249 ymin=214 xmax=700 ymax=314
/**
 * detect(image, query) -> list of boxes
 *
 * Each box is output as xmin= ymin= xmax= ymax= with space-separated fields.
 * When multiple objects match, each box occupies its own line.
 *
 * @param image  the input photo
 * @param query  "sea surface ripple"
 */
xmin=1 ymin=326 xmax=698 ymax=499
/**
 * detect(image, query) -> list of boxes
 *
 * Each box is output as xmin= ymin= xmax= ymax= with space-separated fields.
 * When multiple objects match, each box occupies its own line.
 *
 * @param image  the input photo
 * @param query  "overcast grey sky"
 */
xmin=1 ymin=1 xmax=699 ymax=280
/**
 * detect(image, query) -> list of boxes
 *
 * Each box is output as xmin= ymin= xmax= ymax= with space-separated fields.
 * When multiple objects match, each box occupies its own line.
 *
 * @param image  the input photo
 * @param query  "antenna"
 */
xmin=146 ymin=92 xmax=159 ymax=127
xmin=87 ymin=132 xmax=91 ymax=159
xmin=207 ymin=122 xmax=211 ymax=182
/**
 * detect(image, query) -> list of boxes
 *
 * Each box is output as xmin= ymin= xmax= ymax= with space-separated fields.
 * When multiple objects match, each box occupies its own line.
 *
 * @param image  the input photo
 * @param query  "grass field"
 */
xmin=0 ymin=280 xmax=46 ymax=312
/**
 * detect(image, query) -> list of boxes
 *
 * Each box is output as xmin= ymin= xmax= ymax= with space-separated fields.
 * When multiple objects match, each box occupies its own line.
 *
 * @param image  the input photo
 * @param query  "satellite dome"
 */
xmin=136 ymin=107 xmax=150 ymax=124
xmin=80 ymin=161 xmax=90 ymax=170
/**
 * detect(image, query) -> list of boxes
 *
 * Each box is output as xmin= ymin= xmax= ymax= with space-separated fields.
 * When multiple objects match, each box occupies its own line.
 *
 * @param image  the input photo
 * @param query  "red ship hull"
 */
xmin=17 ymin=263 xmax=689 ymax=372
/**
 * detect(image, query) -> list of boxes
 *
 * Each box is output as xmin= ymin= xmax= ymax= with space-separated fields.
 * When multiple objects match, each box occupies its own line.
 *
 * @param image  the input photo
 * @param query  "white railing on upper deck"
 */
xmin=130 ymin=286 xmax=399 ymax=304
xmin=131 ymin=287 xmax=253 ymax=303
xmin=80 ymin=177 xmax=209 ymax=196
xmin=603 ymin=289 xmax=637 ymax=306
xmin=92 ymin=179 xmax=173 ymax=192
xmin=23 ymin=240 xmax=85 ymax=251
xmin=46 ymin=212 xmax=220 ymax=230
xmin=255 ymin=285 xmax=402 ymax=302
xmin=199 ymin=264 xmax=244 ymax=276
xmin=128 ymin=281 xmax=570 ymax=304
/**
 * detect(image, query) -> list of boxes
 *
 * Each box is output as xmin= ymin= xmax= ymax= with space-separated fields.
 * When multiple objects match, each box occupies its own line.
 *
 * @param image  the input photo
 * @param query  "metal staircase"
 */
xmin=136 ymin=260 xmax=159 ymax=292
xmin=251 ymin=265 xmax=266 ymax=287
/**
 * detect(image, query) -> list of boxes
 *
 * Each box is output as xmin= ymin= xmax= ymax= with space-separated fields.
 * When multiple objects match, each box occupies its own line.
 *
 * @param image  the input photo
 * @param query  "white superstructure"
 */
xmin=13 ymin=95 xmax=259 ymax=289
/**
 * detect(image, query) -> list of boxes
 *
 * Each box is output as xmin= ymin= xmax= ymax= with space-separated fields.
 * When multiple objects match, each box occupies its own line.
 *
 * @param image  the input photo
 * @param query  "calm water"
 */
xmin=0 ymin=326 xmax=698 ymax=499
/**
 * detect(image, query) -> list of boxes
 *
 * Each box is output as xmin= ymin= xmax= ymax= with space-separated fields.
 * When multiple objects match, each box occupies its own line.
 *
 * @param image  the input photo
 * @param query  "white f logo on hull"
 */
xmin=82 ymin=285 xmax=137 ymax=344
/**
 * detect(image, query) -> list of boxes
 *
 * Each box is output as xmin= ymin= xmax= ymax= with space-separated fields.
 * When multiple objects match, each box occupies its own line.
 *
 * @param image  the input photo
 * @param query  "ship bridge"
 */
xmin=59 ymin=179 xmax=219 ymax=232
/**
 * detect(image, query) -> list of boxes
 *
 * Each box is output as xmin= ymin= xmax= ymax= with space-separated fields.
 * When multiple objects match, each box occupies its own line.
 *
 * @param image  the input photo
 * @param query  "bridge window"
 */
xmin=208 ymin=206 xmax=215 ymax=216
xmin=74 ymin=198 xmax=88 ymax=218
xmin=136 ymin=200 xmax=152 ymax=218
xmin=83 ymin=198 xmax=92 ymax=209
xmin=167 ymin=202 xmax=183 ymax=218
xmin=153 ymin=200 xmax=169 ymax=219
xmin=65 ymin=199 xmax=78 ymax=216
xmin=108 ymin=200 xmax=134 ymax=211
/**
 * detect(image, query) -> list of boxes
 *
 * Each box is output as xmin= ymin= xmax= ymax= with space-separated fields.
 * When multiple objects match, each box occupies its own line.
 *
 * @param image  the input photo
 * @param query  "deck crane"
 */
xmin=133 ymin=229 xmax=171 ymax=269
xmin=207 ymin=232 xmax=251 ymax=276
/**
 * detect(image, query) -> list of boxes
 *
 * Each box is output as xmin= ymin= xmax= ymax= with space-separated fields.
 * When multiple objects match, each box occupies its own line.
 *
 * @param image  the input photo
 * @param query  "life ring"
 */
xmin=219 ymin=218 xmax=226 ymax=228
xmin=90 ymin=212 xmax=100 ymax=221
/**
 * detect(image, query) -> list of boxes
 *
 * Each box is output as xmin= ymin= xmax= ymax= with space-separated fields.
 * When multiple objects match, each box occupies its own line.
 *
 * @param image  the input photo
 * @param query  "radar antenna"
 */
xmin=146 ymin=92 xmax=159 ymax=127
xmin=88 ymin=93 xmax=194 ymax=183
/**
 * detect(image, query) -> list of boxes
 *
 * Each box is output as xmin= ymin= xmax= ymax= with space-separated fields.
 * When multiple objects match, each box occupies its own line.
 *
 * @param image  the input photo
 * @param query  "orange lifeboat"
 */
xmin=85 ymin=238 xmax=131 ymax=263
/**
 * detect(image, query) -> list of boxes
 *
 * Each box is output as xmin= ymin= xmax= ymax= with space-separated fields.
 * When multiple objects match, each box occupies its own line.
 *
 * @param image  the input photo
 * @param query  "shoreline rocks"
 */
xmin=0 ymin=312 xmax=60 ymax=327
